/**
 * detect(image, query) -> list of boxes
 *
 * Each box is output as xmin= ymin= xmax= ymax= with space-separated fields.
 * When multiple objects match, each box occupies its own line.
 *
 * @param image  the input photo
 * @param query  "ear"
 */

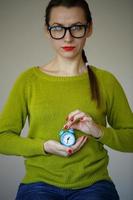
xmin=86 ymin=22 xmax=93 ymax=38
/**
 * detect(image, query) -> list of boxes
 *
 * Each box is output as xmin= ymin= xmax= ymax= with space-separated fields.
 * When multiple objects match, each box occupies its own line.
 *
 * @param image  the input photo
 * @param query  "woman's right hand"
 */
xmin=43 ymin=136 xmax=88 ymax=157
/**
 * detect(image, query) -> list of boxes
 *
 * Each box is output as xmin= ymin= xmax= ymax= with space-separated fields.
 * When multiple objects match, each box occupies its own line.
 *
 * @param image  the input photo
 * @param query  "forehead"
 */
xmin=49 ymin=6 xmax=86 ymax=25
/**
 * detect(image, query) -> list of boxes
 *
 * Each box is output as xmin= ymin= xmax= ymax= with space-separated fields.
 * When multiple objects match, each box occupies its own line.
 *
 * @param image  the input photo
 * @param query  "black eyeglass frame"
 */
xmin=48 ymin=24 xmax=89 ymax=40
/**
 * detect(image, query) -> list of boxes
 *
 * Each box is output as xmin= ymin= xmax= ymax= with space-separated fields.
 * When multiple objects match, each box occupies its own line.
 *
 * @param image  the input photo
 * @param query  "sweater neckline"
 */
xmin=33 ymin=66 xmax=88 ymax=81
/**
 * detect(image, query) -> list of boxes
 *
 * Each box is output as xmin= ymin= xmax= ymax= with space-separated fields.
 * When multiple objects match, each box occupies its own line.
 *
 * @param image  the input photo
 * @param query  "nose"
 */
xmin=64 ymin=29 xmax=73 ymax=42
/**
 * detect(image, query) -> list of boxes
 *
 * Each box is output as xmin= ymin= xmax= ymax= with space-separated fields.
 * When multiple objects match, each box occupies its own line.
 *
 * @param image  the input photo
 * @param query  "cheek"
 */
xmin=50 ymin=39 xmax=62 ymax=50
xmin=76 ymin=38 xmax=87 ymax=49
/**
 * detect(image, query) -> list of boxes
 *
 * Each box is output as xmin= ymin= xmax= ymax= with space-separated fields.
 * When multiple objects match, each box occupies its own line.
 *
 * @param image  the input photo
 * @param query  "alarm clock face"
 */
xmin=60 ymin=132 xmax=75 ymax=147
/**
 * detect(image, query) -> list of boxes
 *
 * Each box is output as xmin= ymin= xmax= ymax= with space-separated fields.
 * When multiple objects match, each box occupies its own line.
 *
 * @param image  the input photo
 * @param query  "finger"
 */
xmin=77 ymin=136 xmax=88 ymax=150
xmin=72 ymin=136 xmax=88 ymax=151
xmin=56 ymin=144 xmax=75 ymax=157
xmin=58 ymin=136 xmax=88 ymax=156
xmin=59 ymin=151 xmax=68 ymax=157
xmin=66 ymin=110 xmax=91 ymax=121
xmin=66 ymin=148 xmax=74 ymax=156
xmin=70 ymin=112 xmax=86 ymax=122
xmin=70 ymin=136 xmax=84 ymax=149
xmin=56 ymin=147 xmax=69 ymax=157
xmin=80 ymin=116 xmax=93 ymax=122
xmin=64 ymin=112 xmax=86 ymax=129
xmin=74 ymin=136 xmax=88 ymax=153
xmin=66 ymin=109 xmax=82 ymax=121
xmin=76 ymin=136 xmax=88 ymax=149
xmin=65 ymin=136 xmax=88 ymax=156
xmin=48 ymin=141 xmax=69 ymax=157
xmin=44 ymin=140 xmax=74 ymax=157
xmin=64 ymin=112 xmax=92 ymax=130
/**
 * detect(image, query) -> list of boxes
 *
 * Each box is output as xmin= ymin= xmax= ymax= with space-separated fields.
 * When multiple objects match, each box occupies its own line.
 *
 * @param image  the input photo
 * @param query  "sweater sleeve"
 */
xmin=0 ymin=72 xmax=45 ymax=157
xmin=98 ymin=72 xmax=133 ymax=152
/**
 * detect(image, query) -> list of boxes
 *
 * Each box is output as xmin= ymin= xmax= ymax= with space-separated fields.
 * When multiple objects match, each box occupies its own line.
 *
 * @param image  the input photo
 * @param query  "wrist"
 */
xmin=92 ymin=125 xmax=103 ymax=139
xmin=94 ymin=126 xmax=103 ymax=139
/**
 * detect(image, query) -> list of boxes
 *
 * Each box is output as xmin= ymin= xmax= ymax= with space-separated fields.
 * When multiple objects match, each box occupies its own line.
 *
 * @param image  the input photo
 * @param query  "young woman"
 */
xmin=0 ymin=0 xmax=133 ymax=199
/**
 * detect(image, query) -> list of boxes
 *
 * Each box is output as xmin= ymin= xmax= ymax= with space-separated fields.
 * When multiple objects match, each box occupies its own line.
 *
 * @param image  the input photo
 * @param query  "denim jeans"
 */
xmin=15 ymin=180 xmax=120 ymax=200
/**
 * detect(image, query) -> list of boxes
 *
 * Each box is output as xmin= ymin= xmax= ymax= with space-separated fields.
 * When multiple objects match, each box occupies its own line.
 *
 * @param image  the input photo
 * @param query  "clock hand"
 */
xmin=67 ymin=137 xmax=70 ymax=144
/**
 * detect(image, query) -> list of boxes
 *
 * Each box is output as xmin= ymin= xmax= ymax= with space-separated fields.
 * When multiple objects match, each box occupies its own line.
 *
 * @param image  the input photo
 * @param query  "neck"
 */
xmin=49 ymin=55 xmax=86 ymax=76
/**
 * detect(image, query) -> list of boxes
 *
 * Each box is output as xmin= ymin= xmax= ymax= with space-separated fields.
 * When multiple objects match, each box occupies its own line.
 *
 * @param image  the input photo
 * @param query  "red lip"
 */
xmin=62 ymin=46 xmax=75 ymax=51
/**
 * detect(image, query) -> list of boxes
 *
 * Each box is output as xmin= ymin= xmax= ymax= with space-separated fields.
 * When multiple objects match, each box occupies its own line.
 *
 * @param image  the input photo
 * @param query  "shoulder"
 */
xmin=11 ymin=66 xmax=37 ymax=92
xmin=91 ymin=65 xmax=119 ymax=86
xmin=91 ymin=66 xmax=126 ymax=101
xmin=15 ymin=66 xmax=36 ymax=82
xmin=13 ymin=66 xmax=40 ymax=88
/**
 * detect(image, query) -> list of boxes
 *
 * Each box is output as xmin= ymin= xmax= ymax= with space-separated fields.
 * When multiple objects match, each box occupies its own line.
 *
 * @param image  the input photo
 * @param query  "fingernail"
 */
xmin=70 ymin=117 xmax=74 ymax=121
xmin=64 ymin=125 xmax=68 ymax=129
xmin=67 ymin=149 xmax=73 ymax=155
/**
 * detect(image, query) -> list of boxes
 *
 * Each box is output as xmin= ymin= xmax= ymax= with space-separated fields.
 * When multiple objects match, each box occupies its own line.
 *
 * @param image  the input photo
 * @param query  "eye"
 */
xmin=50 ymin=26 xmax=63 ymax=31
xmin=71 ymin=25 xmax=83 ymax=31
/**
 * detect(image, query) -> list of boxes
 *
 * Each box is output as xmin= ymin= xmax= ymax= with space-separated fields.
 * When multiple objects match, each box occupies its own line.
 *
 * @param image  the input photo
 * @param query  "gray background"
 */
xmin=0 ymin=0 xmax=133 ymax=199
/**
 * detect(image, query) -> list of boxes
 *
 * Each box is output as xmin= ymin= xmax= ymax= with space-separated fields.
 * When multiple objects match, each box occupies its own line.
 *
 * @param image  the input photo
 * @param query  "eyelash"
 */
xmin=50 ymin=25 xmax=84 ymax=31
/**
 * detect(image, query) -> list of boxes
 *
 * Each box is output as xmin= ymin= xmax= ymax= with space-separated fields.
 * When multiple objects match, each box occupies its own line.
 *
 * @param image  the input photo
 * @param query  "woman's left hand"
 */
xmin=64 ymin=110 xmax=102 ymax=139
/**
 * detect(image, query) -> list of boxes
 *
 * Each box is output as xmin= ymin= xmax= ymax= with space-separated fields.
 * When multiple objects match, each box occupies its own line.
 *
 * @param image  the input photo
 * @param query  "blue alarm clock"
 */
xmin=59 ymin=128 xmax=76 ymax=147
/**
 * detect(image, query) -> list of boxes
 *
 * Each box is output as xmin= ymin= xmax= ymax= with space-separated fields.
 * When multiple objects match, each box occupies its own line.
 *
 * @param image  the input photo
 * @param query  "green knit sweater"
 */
xmin=0 ymin=66 xmax=133 ymax=189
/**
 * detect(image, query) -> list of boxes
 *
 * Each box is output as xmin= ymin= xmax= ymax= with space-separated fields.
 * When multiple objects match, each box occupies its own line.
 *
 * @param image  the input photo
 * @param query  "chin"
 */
xmin=62 ymin=55 xmax=78 ymax=60
xmin=60 ymin=51 xmax=79 ymax=60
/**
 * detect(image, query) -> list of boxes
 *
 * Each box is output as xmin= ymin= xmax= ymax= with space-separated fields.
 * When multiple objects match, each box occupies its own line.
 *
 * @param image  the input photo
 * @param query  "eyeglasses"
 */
xmin=48 ymin=24 xmax=89 ymax=40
